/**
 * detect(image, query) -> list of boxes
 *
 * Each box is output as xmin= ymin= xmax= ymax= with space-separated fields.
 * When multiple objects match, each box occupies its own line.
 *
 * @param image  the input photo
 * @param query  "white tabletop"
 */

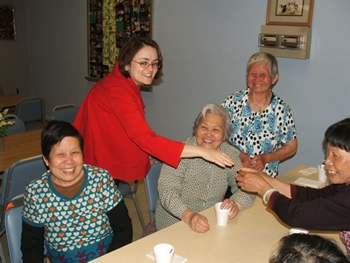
xmin=90 ymin=165 xmax=344 ymax=263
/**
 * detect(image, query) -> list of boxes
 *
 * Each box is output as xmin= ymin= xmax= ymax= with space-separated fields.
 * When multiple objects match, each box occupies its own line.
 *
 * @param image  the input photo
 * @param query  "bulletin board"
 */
xmin=86 ymin=0 xmax=152 ymax=81
xmin=0 ymin=4 xmax=16 ymax=40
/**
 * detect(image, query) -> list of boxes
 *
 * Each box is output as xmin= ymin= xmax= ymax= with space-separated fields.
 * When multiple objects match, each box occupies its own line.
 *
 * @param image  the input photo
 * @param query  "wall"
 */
xmin=24 ymin=0 xmax=93 ymax=107
xmin=145 ymin=0 xmax=350 ymax=173
xmin=0 ymin=0 xmax=28 ymax=95
xmin=1 ymin=0 xmax=350 ymax=174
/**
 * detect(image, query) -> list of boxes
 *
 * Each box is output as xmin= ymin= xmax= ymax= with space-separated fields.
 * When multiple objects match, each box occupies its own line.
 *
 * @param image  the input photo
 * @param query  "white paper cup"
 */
xmin=317 ymin=164 xmax=327 ymax=183
xmin=289 ymin=228 xmax=309 ymax=235
xmin=153 ymin=243 xmax=174 ymax=263
xmin=214 ymin=202 xmax=230 ymax=226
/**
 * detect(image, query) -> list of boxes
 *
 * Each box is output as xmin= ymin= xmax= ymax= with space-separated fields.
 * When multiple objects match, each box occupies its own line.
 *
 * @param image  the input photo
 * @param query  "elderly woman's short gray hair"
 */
xmin=193 ymin=104 xmax=232 ymax=141
xmin=246 ymin=52 xmax=279 ymax=80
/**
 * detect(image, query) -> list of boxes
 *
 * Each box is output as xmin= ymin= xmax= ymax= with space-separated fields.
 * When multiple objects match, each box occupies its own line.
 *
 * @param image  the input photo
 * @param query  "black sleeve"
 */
xmin=21 ymin=221 xmax=45 ymax=263
xmin=107 ymin=199 xmax=133 ymax=252
xmin=270 ymin=185 xmax=350 ymax=231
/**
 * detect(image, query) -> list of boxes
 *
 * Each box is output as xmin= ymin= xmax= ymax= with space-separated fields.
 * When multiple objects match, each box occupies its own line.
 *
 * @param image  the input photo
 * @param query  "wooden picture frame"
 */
xmin=0 ymin=4 xmax=16 ymax=40
xmin=266 ymin=0 xmax=314 ymax=27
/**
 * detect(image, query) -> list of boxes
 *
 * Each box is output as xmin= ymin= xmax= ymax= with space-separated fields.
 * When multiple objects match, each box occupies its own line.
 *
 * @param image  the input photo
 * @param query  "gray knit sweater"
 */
xmin=155 ymin=136 xmax=256 ymax=230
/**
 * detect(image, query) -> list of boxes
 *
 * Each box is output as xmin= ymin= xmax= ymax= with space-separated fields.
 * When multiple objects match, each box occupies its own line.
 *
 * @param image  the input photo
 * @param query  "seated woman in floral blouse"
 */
xmin=155 ymin=104 xmax=256 ymax=233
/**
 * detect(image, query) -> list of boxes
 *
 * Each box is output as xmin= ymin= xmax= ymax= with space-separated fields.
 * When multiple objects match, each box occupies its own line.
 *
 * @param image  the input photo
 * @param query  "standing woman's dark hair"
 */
xmin=118 ymin=37 xmax=163 ymax=79
xmin=41 ymin=120 xmax=84 ymax=161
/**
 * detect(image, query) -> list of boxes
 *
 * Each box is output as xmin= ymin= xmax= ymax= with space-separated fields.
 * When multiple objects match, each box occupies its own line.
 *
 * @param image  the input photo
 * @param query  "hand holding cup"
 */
xmin=214 ymin=202 xmax=231 ymax=226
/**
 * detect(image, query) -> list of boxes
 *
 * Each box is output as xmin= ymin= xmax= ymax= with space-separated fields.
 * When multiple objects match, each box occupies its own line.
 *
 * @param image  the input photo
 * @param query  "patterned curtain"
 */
xmin=102 ymin=0 xmax=118 ymax=71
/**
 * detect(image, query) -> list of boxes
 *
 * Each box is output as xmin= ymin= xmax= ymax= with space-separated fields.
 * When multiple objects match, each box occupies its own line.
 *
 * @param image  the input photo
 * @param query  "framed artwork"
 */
xmin=87 ymin=0 xmax=152 ymax=81
xmin=266 ymin=0 xmax=314 ymax=27
xmin=0 ymin=4 xmax=16 ymax=40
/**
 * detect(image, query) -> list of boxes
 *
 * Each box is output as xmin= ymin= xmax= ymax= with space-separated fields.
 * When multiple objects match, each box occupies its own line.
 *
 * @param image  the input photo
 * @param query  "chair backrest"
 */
xmin=5 ymin=197 xmax=24 ymax=263
xmin=15 ymin=96 xmax=45 ymax=126
xmin=0 ymin=156 xmax=47 ymax=235
xmin=52 ymin=103 xmax=79 ymax=123
xmin=144 ymin=162 xmax=163 ymax=222
xmin=5 ymin=113 xmax=18 ymax=120
xmin=5 ymin=114 xmax=26 ymax=135
xmin=118 ymin=181 xmax=131 ymax=197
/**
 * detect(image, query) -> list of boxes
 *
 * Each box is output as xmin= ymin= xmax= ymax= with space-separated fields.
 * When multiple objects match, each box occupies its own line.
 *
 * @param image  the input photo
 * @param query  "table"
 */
xmin=0 ymin=129 xmax=42 ymax=173
xmin=91 ymin=165 xmax=344 ymax=263
xmin=0 ymin=94 xmax=22 ymax=108
xmin=279 ymin=164 xmax=319 ymax=183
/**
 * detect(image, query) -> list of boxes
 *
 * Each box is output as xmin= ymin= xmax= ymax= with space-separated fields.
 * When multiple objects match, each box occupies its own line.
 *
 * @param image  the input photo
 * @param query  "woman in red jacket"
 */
xmin=74 ymin=37 xmax=234 ymax=182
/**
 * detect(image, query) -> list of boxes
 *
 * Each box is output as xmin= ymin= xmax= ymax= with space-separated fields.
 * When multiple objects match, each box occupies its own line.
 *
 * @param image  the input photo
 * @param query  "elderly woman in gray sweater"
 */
xmin=155 ymin=104 xmax=256 ymax=233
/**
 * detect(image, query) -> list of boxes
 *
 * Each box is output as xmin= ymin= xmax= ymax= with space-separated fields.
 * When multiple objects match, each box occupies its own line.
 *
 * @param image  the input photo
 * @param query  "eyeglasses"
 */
xmin=132 ymin=60 xmax=159 ymax=69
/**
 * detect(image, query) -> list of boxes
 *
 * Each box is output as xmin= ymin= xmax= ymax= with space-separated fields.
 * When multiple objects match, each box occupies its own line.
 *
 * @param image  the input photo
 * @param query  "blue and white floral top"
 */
xmin=222 ymin=88 xmax=297 ymax=177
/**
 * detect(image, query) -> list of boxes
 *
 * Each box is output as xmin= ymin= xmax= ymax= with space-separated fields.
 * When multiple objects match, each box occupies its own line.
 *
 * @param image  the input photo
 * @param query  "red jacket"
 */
xmin=74 ymin=63 xmax=184 ymax=180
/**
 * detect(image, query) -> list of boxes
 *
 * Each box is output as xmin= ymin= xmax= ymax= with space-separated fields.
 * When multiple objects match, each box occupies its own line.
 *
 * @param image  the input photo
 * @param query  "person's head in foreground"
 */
xmin=323 ymin=117 xmax=350 ymax=185
xmin=269 ymin=234 xmax=350 ymax=263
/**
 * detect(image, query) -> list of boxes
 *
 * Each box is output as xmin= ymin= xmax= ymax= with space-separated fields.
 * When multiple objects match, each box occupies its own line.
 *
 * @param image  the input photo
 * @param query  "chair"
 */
xmin=109 ymin=178 xmax=144 ymax=228
xmin=144 ymin=162 xmax=163 ymax=223
xmin=15 ymin=96 xmax=45 ymax=131
xmin=118 ymin=181 xmax=131 ymax=197
xmin=5 ymin=114 xmax=26 ymax=135
xmin=5 ymin=195 xmax=47 ymax=263
xmin=52 ymin=103 xmax=79 ymax=123
xmin=5 ymin=196 xmax=24 ymax=263
xmin=0 ymin=243 xmax=5 ymax=263
xmin=0 ymin=156 xmax=47 ymax=237
xmin=121 ymin=180 xmax=146 ymax=228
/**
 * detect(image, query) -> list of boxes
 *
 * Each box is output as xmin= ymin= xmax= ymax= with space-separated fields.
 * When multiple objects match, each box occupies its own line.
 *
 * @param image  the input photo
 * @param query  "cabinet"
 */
xmin=259 ymin=25 xmax=311 ymax=60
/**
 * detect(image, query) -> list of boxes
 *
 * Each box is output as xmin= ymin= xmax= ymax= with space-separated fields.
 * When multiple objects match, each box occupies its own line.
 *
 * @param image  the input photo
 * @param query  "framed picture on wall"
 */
xmin=266 ymin=0 xmax=314 ymax=27
xmin=0 ymin=4 xmax=16 ymax=40
xmin=86 ymin=0 xmax=152 ymax=81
